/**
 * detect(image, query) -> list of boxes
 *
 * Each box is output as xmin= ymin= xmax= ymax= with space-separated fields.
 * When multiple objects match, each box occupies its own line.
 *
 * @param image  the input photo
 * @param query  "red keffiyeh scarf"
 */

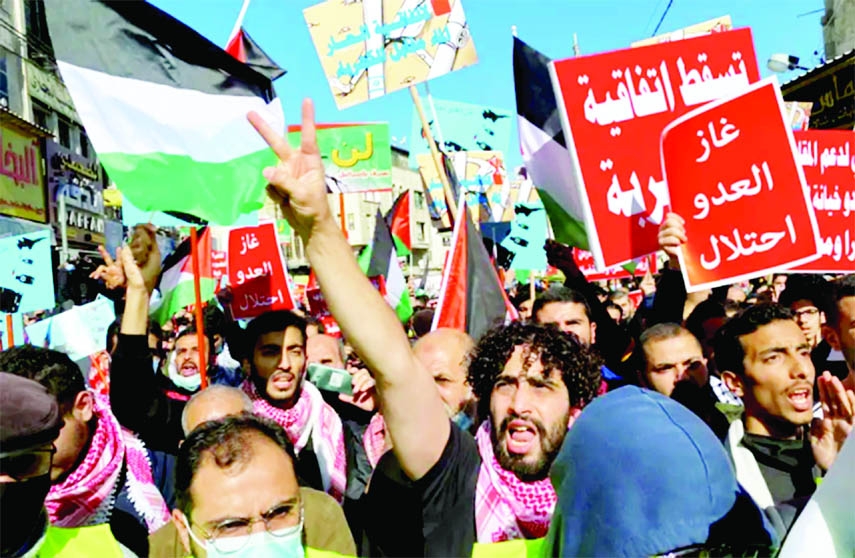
xmin=45 ymin=394 xmax=170 ymax=533
xmin=474 ymin=422 xmax=557 ymax=543
xmin=243 ymin=380 xmax=347 ymax=502
xmin=363 ymin=412 xmax=388 ymax=468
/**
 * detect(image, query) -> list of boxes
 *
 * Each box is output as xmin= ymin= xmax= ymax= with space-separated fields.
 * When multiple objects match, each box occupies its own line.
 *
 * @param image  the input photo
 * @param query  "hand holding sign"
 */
xmin=248 ymin=99 xmax=330 ymax=242
xmin=661 ymin=78 xmax=822 ymax=291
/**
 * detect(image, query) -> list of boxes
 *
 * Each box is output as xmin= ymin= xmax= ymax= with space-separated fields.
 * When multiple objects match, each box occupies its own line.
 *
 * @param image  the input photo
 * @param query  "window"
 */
xmin=417 ymin=222 xmax=426 ymax=242
xmin=0 ymin=56 xmax=7 ymax=107
xmin=33 ymin=104 xmax=49 ymax=130
xmin=414 ymin=191 xmax=425 ymax=209
xmin=79 ymin=131 xmax=89 ymax=158
xmin=58 ymin=117 xmax=71 ymax=148
xmin=25 ymin=0 xmax=54 ymax=61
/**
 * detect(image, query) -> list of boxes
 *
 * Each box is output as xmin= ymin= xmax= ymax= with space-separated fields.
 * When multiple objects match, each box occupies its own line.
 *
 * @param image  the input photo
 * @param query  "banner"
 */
xmin=24 ymin=295 xmax=116 ymax=362
xmin=228 ymin=222 xmax=294 ymax=319
xmin=304 ymin=0 xmax=478 ymax=109
xmin=790 ymin=130 xmax=855 ymax=272
xmin=661 ymin=78 xmax=821 ymax=291
xmin=0 ymin=230 xmax=54 ymax=314
xmin=288 ymin=122 xmax=392 ymax=192
xmin=45 ymin=140 xmax=105 ymax=247
xmin=407 ymin=98 xmax=513 ymax=168
xmin=549 ymin=28 xmax=760 ymax=270
xmin=503 ymin=202 xmax=549 ymax=271
xmin=0 ymin=123 xmax=46 ymax=222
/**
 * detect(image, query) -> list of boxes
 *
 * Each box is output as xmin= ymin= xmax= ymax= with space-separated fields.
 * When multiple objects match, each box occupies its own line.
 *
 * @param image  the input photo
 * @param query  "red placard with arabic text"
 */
xmin=550 ymin=28 xmax=760 ymax=270
xmin=789 ymin=130 xmax=855 ymax=273
xmin=661 ymin=78 xmax=822 ymax=291
xmin=228 ymin=223 xmax=294 ymax=319
xmin=572 ymin=248 xmax=658 ymax=282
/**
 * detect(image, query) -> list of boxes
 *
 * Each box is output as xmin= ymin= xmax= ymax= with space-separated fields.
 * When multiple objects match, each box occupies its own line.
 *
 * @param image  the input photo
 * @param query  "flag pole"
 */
xmin=190 ymin=227 xmax=208 ymax=389
xmin=4 ymin=314 xmax=13 ymax=348
xmin=227 ymin=0 xmax=252 ymax=44
xmin=409 ymin=85 xmax=458 ymax=218
xmin=339 ymin=193 xmax=349 ymax=239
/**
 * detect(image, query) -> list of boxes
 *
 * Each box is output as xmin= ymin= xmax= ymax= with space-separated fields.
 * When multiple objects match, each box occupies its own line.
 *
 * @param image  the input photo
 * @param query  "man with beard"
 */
xmin=0 ymin=347 xmax=173 ymax=557
xmin=111 ymin=246 xmax=348 ymax=503
xmin=247 ymin=100 xmax=602 ymax=556
xmin=715 ymin=304 xmax=855 ymax=538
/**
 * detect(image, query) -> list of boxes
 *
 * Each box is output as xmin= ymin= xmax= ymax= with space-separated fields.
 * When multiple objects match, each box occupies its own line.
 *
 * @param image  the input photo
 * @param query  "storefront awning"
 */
xmin=782 ymin=49 xmax=855 ymax=130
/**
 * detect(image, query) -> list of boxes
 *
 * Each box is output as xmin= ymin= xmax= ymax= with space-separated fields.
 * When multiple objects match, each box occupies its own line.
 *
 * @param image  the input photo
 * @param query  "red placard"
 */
xmin=573 ymin=248 xmax=658 ymax=282
xmin=661 ymin=78 xmax=822 ymax=291
xmin=550 ymin=28 xmax=760 ymax=270
xmin=789 ymin=130 xmax=855 ymax=273
xmin=228 ymin=223 xmax=294 ymax=319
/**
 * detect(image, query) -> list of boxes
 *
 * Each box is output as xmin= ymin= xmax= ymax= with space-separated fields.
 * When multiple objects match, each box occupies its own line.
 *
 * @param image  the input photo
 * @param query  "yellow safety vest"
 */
xmin=471 ymin=537 xmax=547 ymax=558
xmin=34 ymin=524 xmax=123 ymax=558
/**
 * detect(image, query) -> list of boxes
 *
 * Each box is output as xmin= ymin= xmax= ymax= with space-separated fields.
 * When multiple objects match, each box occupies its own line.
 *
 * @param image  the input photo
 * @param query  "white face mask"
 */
xmin=166 ymin=351 xmax=201 ymax=392
xmin=184 ymin=515 xmax=304 ymax=558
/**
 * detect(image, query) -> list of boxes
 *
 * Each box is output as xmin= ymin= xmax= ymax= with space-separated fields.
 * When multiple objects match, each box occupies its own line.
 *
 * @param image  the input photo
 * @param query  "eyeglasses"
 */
xmin=0 ymin=446 xmax=55 ymax=481
xmin=793 ymin=307 xmax=820 ymax=320
xmin=189 ymin=500 xmax=303 ymax=555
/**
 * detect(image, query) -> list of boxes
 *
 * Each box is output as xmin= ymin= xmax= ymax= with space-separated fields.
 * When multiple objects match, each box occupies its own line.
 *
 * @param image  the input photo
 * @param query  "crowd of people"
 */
xmin=1 ymin=100 xmax=853 ymax=557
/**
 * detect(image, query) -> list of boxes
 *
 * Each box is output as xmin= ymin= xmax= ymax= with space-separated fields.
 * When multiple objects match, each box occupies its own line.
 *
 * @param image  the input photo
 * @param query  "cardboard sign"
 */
xmin=631 ymin=15 xmax=732 ymax=47
xmin=407 ymin=98 xmax=513 ymax=169
xmin=228 ymin=223 xmax=294 ymax=319
xmin=549 ymin=28 xmax=760 ymax=270
xmin=573 ymin=248 xmax=657 ymax=282
xmin=288 ymin=123 xmax=392 ymax=192
xmin=416 ymin=150 xmax=507 ymax=223
xmin=303 ymin=0 xmax=478 ymax=109
xmin=661 ymin=78 xmax=822 ymax=291
xmin=0 ymin=230 xmax=54 ymax=314
xmin=790 ymin=130 xmax=855 ymax=272
xmin=24 ymin=295 xmax=116 ymax=362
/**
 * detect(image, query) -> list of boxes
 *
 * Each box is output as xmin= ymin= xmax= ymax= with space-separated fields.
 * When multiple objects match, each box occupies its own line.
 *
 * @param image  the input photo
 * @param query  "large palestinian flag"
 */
xmin=358 ymin=211 xmax=413 ymax=323
xmin=432 ymin=196 xmax=516 ymax=341
xmin=513 ymin=37 xmax=588 ymax=249
xmin=44 ymin=0 xmax=285 ymax=226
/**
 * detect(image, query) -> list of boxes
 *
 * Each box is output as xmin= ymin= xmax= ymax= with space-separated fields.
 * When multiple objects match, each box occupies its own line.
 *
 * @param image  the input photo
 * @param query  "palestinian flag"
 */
xmin=224 ymin=0 xmax=286 ymax=82
xmin=44 ymin=0 xmax=285 ymax=226
xmin=432 ymin=196 xmax=517 ymax=341
xmin=513 ymin=37 xmax=589 ymax=250
xmin=150 ymin=228 xmax=215 ymax=326
xmin=385 ymin=190 xmax=412 ymax=257
xmin=357 ymin=211 xmax=413 ymax=323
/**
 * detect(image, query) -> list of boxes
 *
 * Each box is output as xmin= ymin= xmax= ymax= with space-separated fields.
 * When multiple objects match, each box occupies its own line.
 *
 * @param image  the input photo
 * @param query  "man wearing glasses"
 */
xmin=171 ymin=413 xmax=355 ymax=557
xmin=0 ymin=373 xmax=123 ymax=557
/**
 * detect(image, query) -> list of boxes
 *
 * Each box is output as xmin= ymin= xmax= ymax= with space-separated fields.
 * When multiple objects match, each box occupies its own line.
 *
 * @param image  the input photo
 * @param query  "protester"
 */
xmin=113 ymin=249 xmax=353 ymax=504
xmin=531 ymin=287 xmax=596 ymax=345
xmin=0 ymin=346 xmax=173 ymax=556
xmin=821 ymin=274 xmax=855 ymax=390
xmin=180 ymin=385 xmax=254 ymax=437
xmin=248 ymin=99 xmax=602 ymax=554
xmin=715 ymin=304 xmax=855 ymax=537
xmin=608 ymin=287 xmax=634 ymax=323
xmin=170 ymin=413 xmax=356 ymax=557
xmin=547 ymin=386 xmax=776 ymax=556
xmin=0 ymin=373 xmax=120 ymax=558
xmin=413 ymin=328 xmax=476 ymax=430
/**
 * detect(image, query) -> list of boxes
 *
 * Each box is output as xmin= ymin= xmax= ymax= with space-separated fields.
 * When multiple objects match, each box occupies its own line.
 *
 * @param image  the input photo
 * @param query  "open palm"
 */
xmin=248 ymin=99 xmax=329 ymax=241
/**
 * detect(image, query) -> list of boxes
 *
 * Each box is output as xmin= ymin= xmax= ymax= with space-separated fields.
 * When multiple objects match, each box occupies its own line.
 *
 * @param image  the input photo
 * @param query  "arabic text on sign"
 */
xmin=700 ymin=214 xmax=798 ymax=270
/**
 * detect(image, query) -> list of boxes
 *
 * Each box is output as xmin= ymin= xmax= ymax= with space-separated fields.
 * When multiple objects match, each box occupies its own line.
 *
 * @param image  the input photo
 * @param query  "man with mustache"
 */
xmin=111 ymin=243 xmax=348 ymax=504
xmin=247 ymin=100 xmax=602 ymax=556
xmin=715 ymin=304 xmax=855 ymax=538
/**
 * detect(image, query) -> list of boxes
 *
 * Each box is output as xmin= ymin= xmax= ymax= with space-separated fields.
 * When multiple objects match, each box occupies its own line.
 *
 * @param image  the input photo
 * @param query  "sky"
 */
xmin=149 ymin=0 xmax=826 ymax=170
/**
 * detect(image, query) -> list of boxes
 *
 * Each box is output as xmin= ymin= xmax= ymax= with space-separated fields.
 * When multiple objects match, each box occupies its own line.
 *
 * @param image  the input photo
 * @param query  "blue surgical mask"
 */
xmin=185 ymin=517 xmax=304 ymax=558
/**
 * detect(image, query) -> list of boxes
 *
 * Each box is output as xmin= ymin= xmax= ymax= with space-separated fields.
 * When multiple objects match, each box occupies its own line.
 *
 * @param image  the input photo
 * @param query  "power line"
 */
xmin=651 ymin=0 xmax=675 ymax=37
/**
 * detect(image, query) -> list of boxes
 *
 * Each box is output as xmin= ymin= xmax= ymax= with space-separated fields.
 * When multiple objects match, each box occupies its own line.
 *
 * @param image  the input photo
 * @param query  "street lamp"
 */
xmin=767 ymin=53 xmax=809 ymax=73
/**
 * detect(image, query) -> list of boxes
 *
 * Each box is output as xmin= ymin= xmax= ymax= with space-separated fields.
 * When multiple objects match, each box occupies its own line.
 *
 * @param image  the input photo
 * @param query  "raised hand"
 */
xmin=90 ymin=245 xmax=126 ymax=290
xmin=544 ymin=239 xmax=578 ymax=275
xmin=129 ymin=224 xmax=161 ymax=294
xmin=658 ymin=212 xmax=686 ymax=269
xmin=118 ymin=244 xmax=147 ymax=292
xmin=640 ymin=268 xmax=656 ymax=297
xmin=811 ymin=371 xmax=855 ymax=471
xmin=247 ymin=99 xmax=330 ymax=242
xmin=339 ymin=366 xmax=378 ymax=413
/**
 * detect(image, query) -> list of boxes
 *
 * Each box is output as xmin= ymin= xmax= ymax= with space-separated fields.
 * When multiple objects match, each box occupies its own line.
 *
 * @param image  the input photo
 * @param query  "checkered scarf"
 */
xmin=45 ymin=394 xmax=170 ymax=532
xmin=363 ymin=412 xmax=389 ymax=468
xmin=243 ymin=379 xmax=347 ymax=503
xmin=474 ymin=421 xmax=557 ymax=543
